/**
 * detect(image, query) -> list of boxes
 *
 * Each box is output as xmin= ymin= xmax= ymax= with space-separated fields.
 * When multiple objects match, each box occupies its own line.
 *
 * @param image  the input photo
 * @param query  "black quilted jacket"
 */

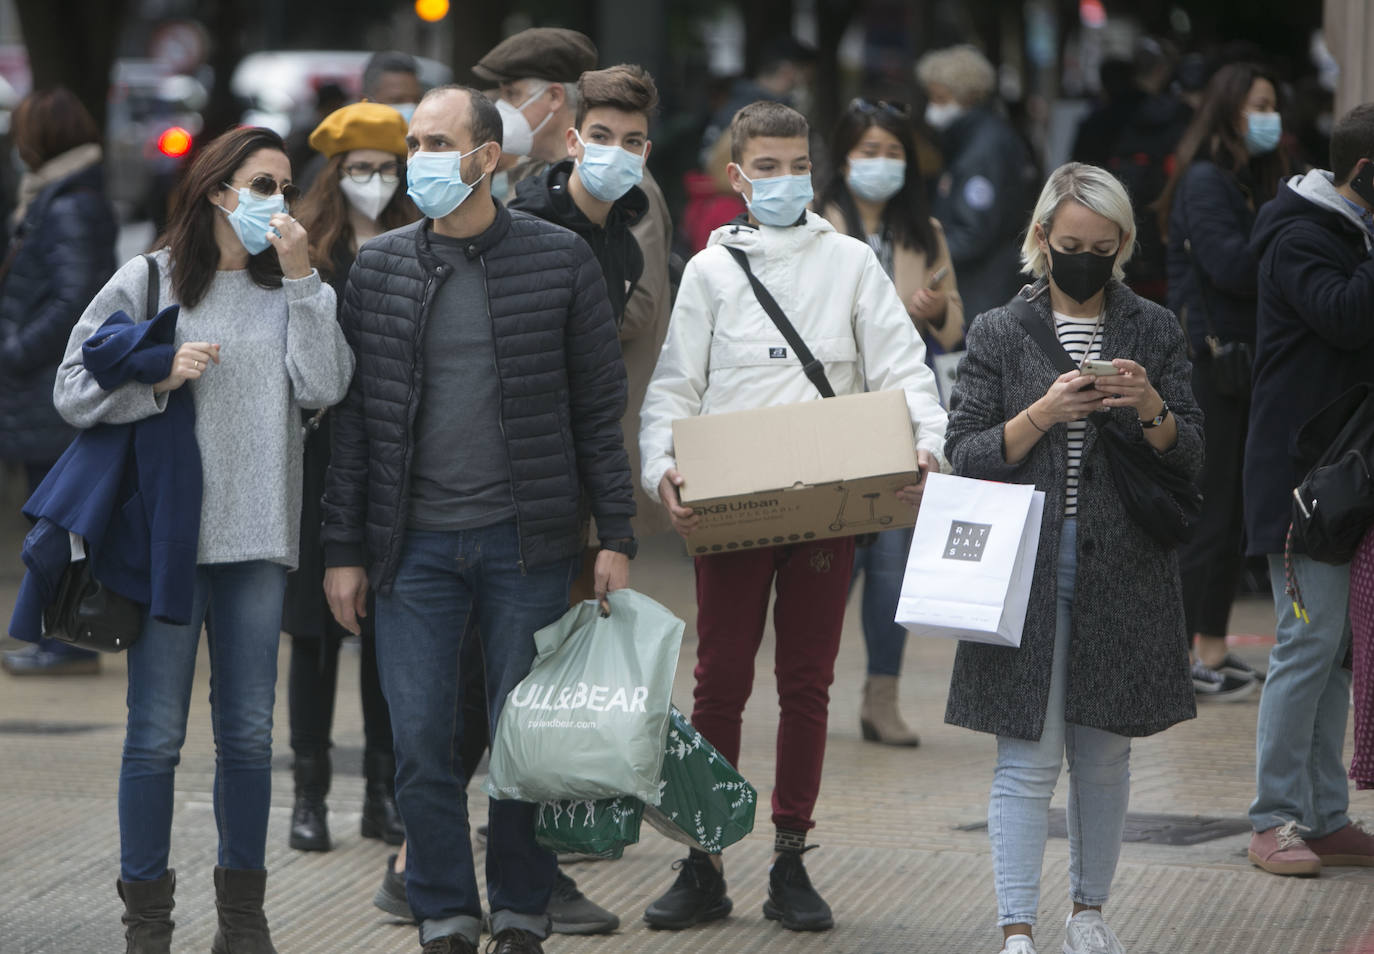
xmin=0 ymin=163 xmax=117 ymax=463
xmin=321 ymin=204 xmax=634 ymax=589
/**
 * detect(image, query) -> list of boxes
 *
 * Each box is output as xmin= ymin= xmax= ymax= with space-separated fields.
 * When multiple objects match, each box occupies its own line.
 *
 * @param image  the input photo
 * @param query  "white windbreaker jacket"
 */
xmin=639 ymin=212 xmax=949 ymax=498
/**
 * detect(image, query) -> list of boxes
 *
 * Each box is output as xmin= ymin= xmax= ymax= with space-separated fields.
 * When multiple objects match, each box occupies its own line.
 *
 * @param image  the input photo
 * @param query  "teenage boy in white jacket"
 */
xmin=638 ymin=100 xmax=947 ymax=934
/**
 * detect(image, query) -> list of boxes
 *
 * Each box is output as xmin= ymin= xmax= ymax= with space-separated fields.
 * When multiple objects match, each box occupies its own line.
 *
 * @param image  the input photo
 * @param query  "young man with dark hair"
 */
xmin=638 ymin=100 xmax=947 ymax=933
xmin=1244 ymin=101 xmax=1374 ymax=877
xmin=323 ymin=85 xmax=635 ymax=954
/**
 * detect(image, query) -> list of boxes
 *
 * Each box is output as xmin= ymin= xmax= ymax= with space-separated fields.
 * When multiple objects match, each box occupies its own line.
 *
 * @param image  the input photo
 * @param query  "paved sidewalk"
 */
xmin=0 ymin=490 xmax=1370 ymax=954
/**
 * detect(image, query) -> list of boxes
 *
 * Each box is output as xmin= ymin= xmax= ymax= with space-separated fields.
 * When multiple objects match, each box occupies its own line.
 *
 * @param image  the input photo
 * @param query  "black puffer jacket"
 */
xmin=0 ymin=163 xmax=117 ymax=463
xmin=321 ymin=203 xmax=635 ymax=589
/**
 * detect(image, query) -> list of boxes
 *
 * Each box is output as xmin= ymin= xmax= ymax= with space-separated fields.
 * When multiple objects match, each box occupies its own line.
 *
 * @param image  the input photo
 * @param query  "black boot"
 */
xmin=210 ymin=867 xmax=278 ymax=954
xmin=288 ymin=749 xmax=331 ymax=852
xmin=361 ymin=750 xmax=404 ymax=844
xmin=763 ymin=847 xmax=833 ymax=931
xmin=643 ymin=849 xmax=731 ymax=930
xmin=117 ymin=869 xmax=175 ymax=953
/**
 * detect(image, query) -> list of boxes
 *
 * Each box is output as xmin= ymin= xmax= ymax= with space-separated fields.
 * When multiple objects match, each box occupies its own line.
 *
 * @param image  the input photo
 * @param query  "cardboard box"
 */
xmin=671 ymin=390 xmax=921 ymax=556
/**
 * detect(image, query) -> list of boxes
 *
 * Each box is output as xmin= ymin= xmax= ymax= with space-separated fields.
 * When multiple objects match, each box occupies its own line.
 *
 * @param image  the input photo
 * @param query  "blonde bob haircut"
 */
xmin=1020 ymin=162 xmax=1137 ymax=282
xmin=915 ymin=45 xmax=996 ymax=106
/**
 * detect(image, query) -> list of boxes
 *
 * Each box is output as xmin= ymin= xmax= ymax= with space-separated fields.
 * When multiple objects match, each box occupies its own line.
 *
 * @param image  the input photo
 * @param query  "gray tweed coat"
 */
xmin=943 ymin=278 xmax=1202 ymax=741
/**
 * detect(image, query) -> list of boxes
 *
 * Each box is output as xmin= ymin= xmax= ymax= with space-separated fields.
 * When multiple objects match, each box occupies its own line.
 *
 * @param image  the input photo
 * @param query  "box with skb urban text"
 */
xmin=671 ymin=390 xmax=922 ymax=556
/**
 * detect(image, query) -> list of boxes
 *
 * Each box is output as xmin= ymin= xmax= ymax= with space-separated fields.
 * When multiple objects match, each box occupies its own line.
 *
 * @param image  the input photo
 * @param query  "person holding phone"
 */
xmin=944 ymin=162 xmax=1201 ymax=954
xmin=817 ymin=96 xmax=964 ymax=747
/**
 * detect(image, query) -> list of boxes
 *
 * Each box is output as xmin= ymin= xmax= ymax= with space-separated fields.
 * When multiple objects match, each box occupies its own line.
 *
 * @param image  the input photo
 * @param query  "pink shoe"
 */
xmin=1248 ymin=821 xmax=1321 ymax=876
xmin=1305 ymin=821 xmax=1374 ymax=867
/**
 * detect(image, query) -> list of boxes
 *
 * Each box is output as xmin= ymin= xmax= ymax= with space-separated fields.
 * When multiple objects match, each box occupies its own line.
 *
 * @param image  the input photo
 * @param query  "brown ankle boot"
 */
xmin=859 ymin=675 xmax=920 ymax=747
xmin=210 ymin=867 xmax=278 ymax=953
xmin=117 ymin=869 xmax=175 ymax=953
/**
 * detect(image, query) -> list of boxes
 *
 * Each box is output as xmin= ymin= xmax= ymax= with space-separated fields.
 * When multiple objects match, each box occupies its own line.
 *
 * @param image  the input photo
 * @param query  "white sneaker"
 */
xmin=1001 ymin=934 xmax=1037 ymax=954
xmin=1063 ymin=910 xmax=1125 ymax=954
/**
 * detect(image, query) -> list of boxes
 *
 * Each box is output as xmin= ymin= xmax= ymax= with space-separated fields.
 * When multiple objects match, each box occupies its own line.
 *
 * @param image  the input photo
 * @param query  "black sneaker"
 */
xmin=548 ymin=870 xmax=619 ymax=934
xmin=643 ymin=850 xmax=732 ymax=930
xmin=763 ymin=847 xmax=833 ymax=931
xmin=1192 ymin=660 xmax=1258 ymax=702
xmin=486 ymin=928 xmax=544 ymax=953
xmin=374 ymin=854 xmax=415 ymax=921
xmin=1218 ymin=652 xmax=1266 ymax=683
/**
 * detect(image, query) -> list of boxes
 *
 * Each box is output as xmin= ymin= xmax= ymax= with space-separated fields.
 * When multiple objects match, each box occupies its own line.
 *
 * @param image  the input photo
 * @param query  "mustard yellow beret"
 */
xmin=308 ymin=102 xmax=408 ymax=158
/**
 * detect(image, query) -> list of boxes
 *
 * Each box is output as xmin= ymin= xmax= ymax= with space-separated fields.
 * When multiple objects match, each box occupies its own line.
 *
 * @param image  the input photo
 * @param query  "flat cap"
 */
xmin=472 ymin=28 xmax=598 ymax=84
xmin=309 ymin=102 xmax=408 ymax=159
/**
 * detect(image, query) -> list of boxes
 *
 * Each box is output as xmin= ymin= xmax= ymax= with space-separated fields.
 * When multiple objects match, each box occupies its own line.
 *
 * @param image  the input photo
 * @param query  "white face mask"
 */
xmin=339 ymin=174 xmax=399 ymax=221
xmin=495 ymin=83 xmax=553 ymax=156
xmin=924 ymin=102 xmax=965 ymax=130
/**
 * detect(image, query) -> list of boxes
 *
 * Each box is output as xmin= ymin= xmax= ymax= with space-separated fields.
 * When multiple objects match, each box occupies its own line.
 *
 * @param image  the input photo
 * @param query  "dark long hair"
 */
xmin=156 ymin=127 xmax=287 ymax=309
xmin=296 ymin=153 xmax=420 ymax=281
xmin=817 ymin=100 xmax=937 ymax=256
xmin=1156 ymin=62 xmax=1288 ymax=238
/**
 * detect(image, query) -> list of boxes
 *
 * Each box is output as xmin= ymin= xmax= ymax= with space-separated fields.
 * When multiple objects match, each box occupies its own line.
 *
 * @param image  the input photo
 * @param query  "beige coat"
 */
xmin=818 ymin=204 xmax=965 ymax=352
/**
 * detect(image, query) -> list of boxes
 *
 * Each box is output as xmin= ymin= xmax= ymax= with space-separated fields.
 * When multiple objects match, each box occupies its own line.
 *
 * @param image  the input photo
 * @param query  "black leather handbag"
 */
xmin=1008 ymin=292 xmax=1203 ymax=548
xmin=1290 ymin=383 xmax=1374 ymax=564
xmin=1183 ymin=237 xmax=1253 ymax=400
xmin=39 ymin=254 xmax=161 ymax=653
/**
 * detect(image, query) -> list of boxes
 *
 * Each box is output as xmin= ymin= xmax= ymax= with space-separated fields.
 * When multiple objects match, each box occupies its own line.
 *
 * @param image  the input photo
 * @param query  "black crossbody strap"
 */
xmin=1007 ymin=292 xmax=1076 ymax=375
xmin=142 ymin=254 xmax=159 ymax=320
xmin=1181 ymin=237 xmax=1221 ymax=341
xmin=725 ymin=245 xmax=835 ymax=398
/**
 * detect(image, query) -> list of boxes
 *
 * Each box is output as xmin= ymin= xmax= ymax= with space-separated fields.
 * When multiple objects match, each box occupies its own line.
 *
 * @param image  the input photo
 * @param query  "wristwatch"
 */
xmin=602 ymin=537 xmax=639 ymax=559
xmin=1140 ymin=399 xmax=1171 ymax=429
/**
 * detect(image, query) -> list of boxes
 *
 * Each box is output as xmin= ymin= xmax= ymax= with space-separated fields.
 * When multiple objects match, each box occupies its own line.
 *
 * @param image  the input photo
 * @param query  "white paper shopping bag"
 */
xmin=895 ymin=473 xmax=1045 ymax=647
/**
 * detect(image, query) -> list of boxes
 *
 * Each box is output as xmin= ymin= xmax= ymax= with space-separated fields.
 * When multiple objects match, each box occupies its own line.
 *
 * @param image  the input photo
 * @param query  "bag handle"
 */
xmin=142 ymin=253 xmax=159 ymax=320
xmin=725 ymin=245 xmax=835 ymax=399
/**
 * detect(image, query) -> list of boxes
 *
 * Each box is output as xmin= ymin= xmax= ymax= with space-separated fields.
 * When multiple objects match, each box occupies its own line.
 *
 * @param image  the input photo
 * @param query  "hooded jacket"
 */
xmin=1244 ymin=170 xmax=1374 ymax=556
xmin=638 ymin=211 xmax=948 ymax=499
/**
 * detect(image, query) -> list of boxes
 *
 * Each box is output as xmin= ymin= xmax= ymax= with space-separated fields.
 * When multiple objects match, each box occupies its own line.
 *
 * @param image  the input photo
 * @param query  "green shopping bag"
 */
xmin=535 ymin=796 xmax=644 ymax=860
xmin=486 ymin=589 xmax=684 ymax=804
xmin=643 ymin=706 xmax=758 ymax=854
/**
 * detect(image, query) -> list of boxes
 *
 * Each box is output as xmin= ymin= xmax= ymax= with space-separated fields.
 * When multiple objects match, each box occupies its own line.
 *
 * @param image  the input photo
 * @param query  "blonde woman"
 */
xmin=943 ymin=163 xmax=1202 ymax=954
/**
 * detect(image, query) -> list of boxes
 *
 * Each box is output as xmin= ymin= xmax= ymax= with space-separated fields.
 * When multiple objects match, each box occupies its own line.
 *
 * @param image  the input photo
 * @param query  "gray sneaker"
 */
xmin=373 ymin=854 xmax=415 ymax=921
xmin=1192 ymin=659 xmax=1258 ymax=702
xmin=549 ymin=870 xmax=619 ymax=935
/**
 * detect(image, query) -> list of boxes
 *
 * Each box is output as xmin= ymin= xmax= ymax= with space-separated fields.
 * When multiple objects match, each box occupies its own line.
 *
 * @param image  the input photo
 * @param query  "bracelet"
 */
xmin=1024 ymin=407 xmax=1047 ymax=433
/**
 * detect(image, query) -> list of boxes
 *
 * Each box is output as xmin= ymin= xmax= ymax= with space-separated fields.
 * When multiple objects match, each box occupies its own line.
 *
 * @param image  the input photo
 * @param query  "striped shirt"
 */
xmin=1054 ymin=311 xmax=1103 ymax=517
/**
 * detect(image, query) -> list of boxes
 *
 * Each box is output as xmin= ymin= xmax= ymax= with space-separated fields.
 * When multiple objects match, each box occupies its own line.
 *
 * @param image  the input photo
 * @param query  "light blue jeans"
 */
xmin=989 ymin=519 xmax=1133 ymax=927
xmin=1249 ymin=554 xmax=1352 ymax=837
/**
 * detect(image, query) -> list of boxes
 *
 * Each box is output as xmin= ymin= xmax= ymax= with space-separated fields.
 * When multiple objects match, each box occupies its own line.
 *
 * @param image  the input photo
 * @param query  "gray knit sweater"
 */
xmin=53 ymin=250 xmax=353 ymax=569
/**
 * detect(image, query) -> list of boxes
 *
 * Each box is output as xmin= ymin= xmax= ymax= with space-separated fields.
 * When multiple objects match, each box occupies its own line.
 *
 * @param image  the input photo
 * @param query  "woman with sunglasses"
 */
xmin=52 ymin=125 xmax=353 ymax=953
xmin=280 ymin=102 xmax=419 ymax=856
xmin=818 ymin=96 xmax=964 ymax=748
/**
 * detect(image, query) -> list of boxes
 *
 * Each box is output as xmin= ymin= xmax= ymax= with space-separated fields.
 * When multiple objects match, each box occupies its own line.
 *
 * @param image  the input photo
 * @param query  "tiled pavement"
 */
xmin=0 ymin=477 xmax=1371 ymax=954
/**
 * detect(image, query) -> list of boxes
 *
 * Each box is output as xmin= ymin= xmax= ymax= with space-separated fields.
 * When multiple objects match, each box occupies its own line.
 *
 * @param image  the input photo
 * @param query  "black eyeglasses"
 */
xmin=849 ymin=98 xmax=911 ymax=118
xmin=224 ymin=175 xmax=301 ymax=209
xmin=342 ymin=161 xmax=403 ymax=185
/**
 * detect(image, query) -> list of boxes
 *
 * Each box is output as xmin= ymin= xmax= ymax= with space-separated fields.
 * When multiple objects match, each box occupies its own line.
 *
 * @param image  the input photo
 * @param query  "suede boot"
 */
xmin=288 ymin=749 xmax=331 ymax=851
xmin=361 ymin=749 xmax=405 ymax=844
xmin=859 ymin=675 xmax=920 ymax=747
xmin=210 ymin=867 xmax=277 ymax=954
xmin=117 ymin=869 xmax=175 ymax=954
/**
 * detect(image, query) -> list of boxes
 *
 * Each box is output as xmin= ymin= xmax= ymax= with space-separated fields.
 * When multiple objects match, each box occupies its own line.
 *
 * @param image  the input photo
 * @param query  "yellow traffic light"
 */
xmin=415 ymin=0 xmax=449 ymax=22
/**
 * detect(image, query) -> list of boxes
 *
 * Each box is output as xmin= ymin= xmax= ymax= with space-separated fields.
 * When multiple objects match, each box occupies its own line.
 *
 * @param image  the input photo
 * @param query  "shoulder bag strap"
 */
xmin=725 ymin=245 xmax=836 ymax=399
xmin=142 ymin=253 xmax=159 ymax=320
xmin=1007 ymin=292 xmax=1077 ymax=376
xmin=1181 ymin=237 xmax=1222 ymax=347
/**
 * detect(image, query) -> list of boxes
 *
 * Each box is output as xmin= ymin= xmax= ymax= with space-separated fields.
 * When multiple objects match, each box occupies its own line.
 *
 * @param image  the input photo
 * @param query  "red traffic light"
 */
xmin=157 ymin=126 xmax=193 ymax=158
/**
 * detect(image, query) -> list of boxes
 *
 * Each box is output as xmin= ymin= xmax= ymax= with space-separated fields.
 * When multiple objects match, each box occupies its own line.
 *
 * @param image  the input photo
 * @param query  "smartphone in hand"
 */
xmin=1082 ymin=359 xmax=1119 ymax=376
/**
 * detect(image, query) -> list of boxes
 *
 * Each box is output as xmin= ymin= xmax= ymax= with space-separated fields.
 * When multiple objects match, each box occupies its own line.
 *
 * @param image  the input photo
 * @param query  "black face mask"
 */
xmin=1350 ymin=159 xmax=1374 ymax=209
xmin=1048 ymin=246 xmax=1116 ymax=304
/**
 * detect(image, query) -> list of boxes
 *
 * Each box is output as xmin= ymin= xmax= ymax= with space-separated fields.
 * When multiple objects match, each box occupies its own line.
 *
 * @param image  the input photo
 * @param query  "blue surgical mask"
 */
xmin=846 ymin=157 xmax=906 ymax=203
xmin=739 ymin=170 xmax=813 ymax=227
xmin=574 ymin=130 xmax=645 ymax=202
xmin=1245 ymin=111 xmax=1282 ymax=155
xmin=392 ymin=103 xmax=417 ymax=123
xmin=406 ymin=146 xmax=487 ymax=219
xmin=215 ymin=187 xmax=284 ymax=256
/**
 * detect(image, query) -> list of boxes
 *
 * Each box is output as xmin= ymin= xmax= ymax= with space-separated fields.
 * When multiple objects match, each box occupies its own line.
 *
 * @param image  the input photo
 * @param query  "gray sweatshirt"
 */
xmin=53 ymin=250 xmax=354 ymax=568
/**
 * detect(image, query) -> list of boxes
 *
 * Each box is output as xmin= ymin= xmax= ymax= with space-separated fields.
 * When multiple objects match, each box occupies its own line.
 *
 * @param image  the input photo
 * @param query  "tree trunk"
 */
xmin=449 ymin=5 xmax=508 ymax=89
xmin=742 ymin=0 xmax=794 ymax=75
xmin=812 ymin=0 xmax=861 ymax=149
xmin=14 ymin=0 xmax=129 ymax=129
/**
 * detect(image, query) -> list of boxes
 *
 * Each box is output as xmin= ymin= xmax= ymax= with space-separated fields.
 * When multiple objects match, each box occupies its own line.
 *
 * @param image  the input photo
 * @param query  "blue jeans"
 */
xmin=850 ymin=527 xmax=913 ymax=677
xmin=119 ymin=561 xmax=287 ymax=881
xmin=375 ymin=523 xmax=578 ymax=946
xmin=989 ymin=519 xmax=1133 ymax=927
xmin=1250 ymin=554 xmax=1352 ymax=837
